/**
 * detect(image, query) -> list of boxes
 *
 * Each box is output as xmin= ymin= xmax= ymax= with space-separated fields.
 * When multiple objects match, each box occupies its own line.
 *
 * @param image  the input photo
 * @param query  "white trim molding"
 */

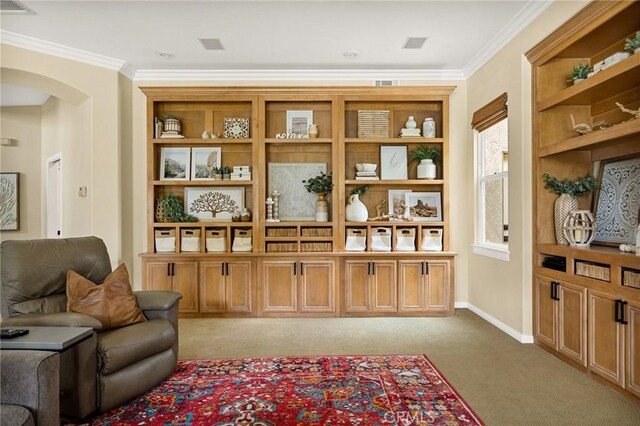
xmin=462 ymin=0 xmax=552 ymax=78
xmin=133 ymin=69 xmax=465 ymax=82
xmin=472 ymin=243 xmax=510 ymax=262
xmin=456 ymin=302 xmax=534 ymax=344
xmin=0 ymin=30 xmax=129 ymax=74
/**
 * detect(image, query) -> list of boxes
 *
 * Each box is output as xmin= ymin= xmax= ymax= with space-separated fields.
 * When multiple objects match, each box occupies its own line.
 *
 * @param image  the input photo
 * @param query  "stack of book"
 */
xmin=400 ymin=128 xmax=421 ymax=138
xmin=355 ymin=171 xmax=379 ymax=180
xmin=231 ymin=165 xmax=251 ymax=181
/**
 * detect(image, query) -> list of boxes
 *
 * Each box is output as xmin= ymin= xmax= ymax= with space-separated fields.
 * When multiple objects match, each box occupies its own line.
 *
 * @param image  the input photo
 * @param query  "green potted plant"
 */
xmin=155 ymin=194 xmax=198 ymax=223
xmin=410 ymin=145 xmax=440 ymax=179
xmin=221 ymin=166 xmax=231 ymax=180
xmin=542 ymin=173 xmax=597 ymax=245
xmin=625 ymin=31 xmax=640 ymax=54
xmin=303 ymin=172 xmax=333 ymax=222
xmin=567 ymin=63 xmax=590 ymax=85
xmin=346 ymin=185 xmax=371 ymax=222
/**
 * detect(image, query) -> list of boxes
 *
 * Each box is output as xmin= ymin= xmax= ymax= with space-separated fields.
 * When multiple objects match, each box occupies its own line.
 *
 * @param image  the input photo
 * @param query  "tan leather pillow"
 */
xmin=67 ymin=263 xmax=145 ymax=330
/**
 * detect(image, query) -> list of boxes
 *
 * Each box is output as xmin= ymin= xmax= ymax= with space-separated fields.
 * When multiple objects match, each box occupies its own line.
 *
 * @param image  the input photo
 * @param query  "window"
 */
xmin=471 ymin=93 xmax=509 ymax=261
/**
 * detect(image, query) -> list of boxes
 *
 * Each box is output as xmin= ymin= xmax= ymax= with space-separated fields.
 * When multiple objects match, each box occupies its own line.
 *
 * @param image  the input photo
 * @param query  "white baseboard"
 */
xmin=454 ymin=302 xmax=534 ymax=344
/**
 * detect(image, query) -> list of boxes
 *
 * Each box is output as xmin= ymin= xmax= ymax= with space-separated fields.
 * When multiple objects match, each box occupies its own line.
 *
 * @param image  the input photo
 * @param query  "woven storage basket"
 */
xmin=575 ymin=261 xmax=610 ymax=282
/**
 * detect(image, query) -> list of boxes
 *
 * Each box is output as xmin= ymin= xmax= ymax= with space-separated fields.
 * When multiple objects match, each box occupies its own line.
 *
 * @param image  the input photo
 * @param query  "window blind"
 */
xmin=471 ymin=93 xmax=508 ymax=132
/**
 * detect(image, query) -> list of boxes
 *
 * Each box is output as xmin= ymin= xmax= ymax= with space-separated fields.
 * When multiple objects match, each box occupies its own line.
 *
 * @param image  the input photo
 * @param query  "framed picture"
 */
xmin=388 ymin=189 xmax=412 ymax=220
xmin=160 ymin=147 xmax=190 ymax=180
xmin=191 ymin=147 xmax=222 ymax=180
xmin=0 ymin=173 xmax=19 ymax=231
xmin=593 ymin=155 xmax=640 ymax=245
xmin=268 ymin=162 xmax=326 ymax=221
xmin=286 ymin=110 xmax=313 ymax=137
xmin=185 ymin=187 xmax=245 ymax=221
xmin=380 ymin=146 xmax=408 ymax=180
xmin=223 ymin=117 xmax=250 ymax=139
xmin=404 ymin=192 xmax=442 ymax=222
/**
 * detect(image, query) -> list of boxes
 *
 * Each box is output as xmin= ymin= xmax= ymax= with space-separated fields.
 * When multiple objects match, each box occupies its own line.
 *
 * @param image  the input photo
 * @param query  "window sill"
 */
xmin=472 ymin=244 xmax=510 ymax=262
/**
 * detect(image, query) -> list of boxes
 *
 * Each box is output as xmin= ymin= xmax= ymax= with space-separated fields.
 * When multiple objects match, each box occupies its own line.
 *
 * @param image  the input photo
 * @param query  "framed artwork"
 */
xmin=404 ymin=192 xmax=442 ymax=222
xmin=380 ymin=146 xmax=408 ymax=180
xmin=191 ymin=147 xmax=222 ymax=180
xmin=160 ymin=147 xmax=190 ymax=180
xmin=0 ymin=173 xmax=19 ymax=231
xmin=223 ymin=117 xmax=250 ymax=139
xmin=185 ymin=187 xmax=245 ymax=221
xmin=268 ymin=162 xmax=326 ymax=221
xmin=593 ymin=155 xmax=640 ymax=245
xmin=286 ymin=110 xmax=313 ymax=137
xmin=388 ymin=189 xmax=412 ymax=219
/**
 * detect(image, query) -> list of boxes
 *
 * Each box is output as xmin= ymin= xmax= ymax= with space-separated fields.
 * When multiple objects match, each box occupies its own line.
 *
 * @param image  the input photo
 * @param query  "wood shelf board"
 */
xmin=537 ymin=243 xmax=640 ymax=268
xmin=154 ymin=180 xmax=253 ymax=186
xmin=140 ymin=252 xmax=256 ymax=258
xmin=153 ymin=222 xmax=254 ymax=227
xmin=152 ymin=138 xmax=254 ymax=145
xmin=344 ymin=138 xmax=445 ymax=144
xmin=344 ymin=180 xmax=444 ymax=185
xmin=345 ymin=221 xmax=444 ymax=226
xmin=537 ymin=53 xmax=640 ymax=111
xmin=538 ymin=118 xmax=640 ymax=157
xmin=265 ymin=221 xmax=334 ymax=226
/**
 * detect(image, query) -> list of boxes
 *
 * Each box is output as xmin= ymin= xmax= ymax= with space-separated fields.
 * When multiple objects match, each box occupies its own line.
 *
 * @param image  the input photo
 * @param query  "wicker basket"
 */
xmin=623 ymin=268 xmax=640 ymax=289
xmin=575 ymin=261 xmax=610 ymax=282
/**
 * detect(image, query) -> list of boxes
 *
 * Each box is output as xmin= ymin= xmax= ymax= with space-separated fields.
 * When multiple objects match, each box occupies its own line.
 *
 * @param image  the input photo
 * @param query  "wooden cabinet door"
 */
xmin=534 ymin=277 xmax=557 ymax=348
xmin=626 ymin=301 xmax=640 ymax=398
xmin=145 ymin=261 xmax=173 ymax=292
xmin=588 ymin=290 xmax=624 ymax=387
xmin=226 ymin=261 xmax=252 ymax=313
xmin=557 ymin=282 xmax=587 ymax=367
xmin=344 ymin=261 xmax=370 ymax=312
xmin=300 ymin=260 xmax=335 ymax=313
xmin=398 ymin=260 xmax=425 ymax=312
xmin=173 ymin=261 xmax=199 ymax=313
xmin=262 ymin=260 xmax=297 ymax=313
xmin=425 ymin=260 xmax=450 ymax=312
xmin=199 ymin=262 xmax=225 ymax=313
xmin=370 ymin=261 xmax=397 ymax=312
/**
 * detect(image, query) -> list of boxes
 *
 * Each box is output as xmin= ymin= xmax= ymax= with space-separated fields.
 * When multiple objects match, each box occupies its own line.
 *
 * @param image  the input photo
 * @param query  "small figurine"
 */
xmin=570 ymin=114 xmax=609 ymax=135
xmin=271 ymin=190 xmax=281 ymax=222
xmin=616 ymin=102 xmax=640 ymax=121
xmin=266 ymin=197 xmax=275 ymax=222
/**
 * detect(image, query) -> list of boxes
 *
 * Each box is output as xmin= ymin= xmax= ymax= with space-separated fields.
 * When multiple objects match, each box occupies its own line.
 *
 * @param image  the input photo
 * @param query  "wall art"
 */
xmin=160 ymin=147 xmax=190 ymax=180
xmin=0 ymin=173 xmax=19 ymax=231
xmin=404 ymin=191 xmax=442 ymax=222
xmin=191 ymin=147 xmax=222 ymax=180
xmin=185 ymin=187 xmax=245 ymax=221
xmin=268 ymin=162 xmax=326 ymax=221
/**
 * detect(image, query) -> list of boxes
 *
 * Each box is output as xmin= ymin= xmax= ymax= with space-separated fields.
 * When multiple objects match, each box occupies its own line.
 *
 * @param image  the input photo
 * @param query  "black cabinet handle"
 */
xmin=421 ymin=261 xmax=424 ymax=275
xmin=171 ymin=263 xmax=176 ymax=276
xmin=551 ymin=281 xmax=560 ymax=301
xmin=367 ymin=262 xmax=371 ymax=276
xmin=224 ymin=262 xmax=228 ymax=276
xmin=371 ymin=262 xmax=375 ymax=275
xmin=614 ymin=300 xmax=622 ymax=323
xmin=300 ymin=262 xmax=304 ymax=276
xmin=220 ymin=262 xmax=224 ymax=276
xmin=294 ymin=262 xmax=297 ymax=276
xmin=167 ymin=263 xmax=171 ymax=276
xmin=424 ymin=261 xmax=429 ymax=275
xmin=622 ymin=301 xmax=629 ymax=325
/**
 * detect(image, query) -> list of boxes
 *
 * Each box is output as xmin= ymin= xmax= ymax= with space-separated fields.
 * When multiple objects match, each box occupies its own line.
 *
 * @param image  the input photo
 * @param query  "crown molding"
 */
xmin=133 ymin=69 xmax=465 ymax=82
xmin=462 ymin=0 xmax=552 ymax=78
xmin=0 ymin=30 xmax=128 ymax=73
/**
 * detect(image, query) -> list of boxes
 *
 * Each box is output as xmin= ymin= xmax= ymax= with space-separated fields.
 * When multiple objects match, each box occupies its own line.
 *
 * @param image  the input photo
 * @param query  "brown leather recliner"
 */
xmin=0 ymin=237 xmax=182 ymax=417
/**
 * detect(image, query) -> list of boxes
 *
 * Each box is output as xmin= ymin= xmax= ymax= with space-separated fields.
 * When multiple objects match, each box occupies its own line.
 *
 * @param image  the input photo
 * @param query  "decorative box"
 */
xmin=155 ymin=229 xmax=176 ymax=253
xmin=180 ymin=229 xmax=201 ymax=252
xmin=205 ymin=229 xmax=226 ymax=252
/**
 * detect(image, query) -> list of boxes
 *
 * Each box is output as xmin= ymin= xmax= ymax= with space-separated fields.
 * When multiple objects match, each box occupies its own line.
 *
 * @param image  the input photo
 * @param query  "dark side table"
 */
xmin=1 ymin=326 xmax=97 ymax=419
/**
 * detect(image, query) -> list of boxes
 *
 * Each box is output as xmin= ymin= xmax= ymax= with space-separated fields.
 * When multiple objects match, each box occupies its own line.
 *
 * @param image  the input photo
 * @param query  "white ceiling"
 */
xmin=0 ymin=1 xmax=550 ymax=80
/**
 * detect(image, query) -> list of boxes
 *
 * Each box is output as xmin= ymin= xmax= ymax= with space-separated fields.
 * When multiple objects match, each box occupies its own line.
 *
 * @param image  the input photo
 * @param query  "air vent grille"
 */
xmin=403 ymin=37 xmax=427 ymax=49
xmin=199 ymin=39 xmax=225 ymax=50
xmin=375 ymin=80 xmax=398 ymax=87
xmin=0 ymin=0 xmax=34 ymax=14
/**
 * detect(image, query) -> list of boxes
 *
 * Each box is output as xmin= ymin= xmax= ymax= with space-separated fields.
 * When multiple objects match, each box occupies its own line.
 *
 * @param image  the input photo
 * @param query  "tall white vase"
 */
xmin=346 ymin=194 xmax=368 ymax=222
xmin=554 ymin=194 xmax=578 ymax=245
xmin=417 ymin=159 xmax=436 ymax=179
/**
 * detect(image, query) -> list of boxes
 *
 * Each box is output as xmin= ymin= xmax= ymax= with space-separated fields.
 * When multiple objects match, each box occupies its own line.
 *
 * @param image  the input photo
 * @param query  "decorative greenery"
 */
xmin=409 ymin=145 xmax=440 ymax=163
xmin=157 ymin=194 xmax=198 ymax=222
xmin=567 ymin=63 xmax=590 ymax=82
xmin=163 ymin=114 xmax=180 ymax=120
xmin=211 ymin=166 xmax=220 ymax=176
xmin=220 ymin=166 xmax=231 ymax=175
xmin=625 ymin=31 xmax=640 ymax=52
xmin=542 ymin=173 xmax=598 ymax=197
xmin=350 ymin=185 xmax=371 ymax=196
xmin=303 ymin=172 xmax=334 ymax=193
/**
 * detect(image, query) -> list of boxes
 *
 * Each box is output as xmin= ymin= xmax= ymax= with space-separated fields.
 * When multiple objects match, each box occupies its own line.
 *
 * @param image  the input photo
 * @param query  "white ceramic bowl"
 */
xmin=356 ymin=163 xmax=377 ymax=172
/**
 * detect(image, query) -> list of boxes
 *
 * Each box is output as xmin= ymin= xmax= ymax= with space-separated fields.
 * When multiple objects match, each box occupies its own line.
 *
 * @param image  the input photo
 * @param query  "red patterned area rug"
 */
xmin=89 ymin=355 xmax=483 ymax=425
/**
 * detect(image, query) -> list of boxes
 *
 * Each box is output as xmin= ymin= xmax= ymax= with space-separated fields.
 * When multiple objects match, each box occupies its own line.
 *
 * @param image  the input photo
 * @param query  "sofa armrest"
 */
xmin=1 ymin=350 xmax=60 ymax=426
xmin=134 ymin=291 xmax=182 ymax=312
xmin=1 ymin=312 xmax=103 ymax=331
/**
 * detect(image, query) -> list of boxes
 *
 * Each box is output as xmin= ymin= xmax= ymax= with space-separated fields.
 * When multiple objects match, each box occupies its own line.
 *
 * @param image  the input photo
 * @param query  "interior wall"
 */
xmin=465 ymin=0 xmax=589 ymax=338
xmin=0 ymin=106 xmax=42 ymax=241
xmin=41 ymin=96 xmax=92 ymax=238
xmin=130 ymin=80 xmax=469 ymax=295
xmin=1 ymin=44 xmax=123 ymax=266
xmin=119 ymin=73 xmax=134 ymax=273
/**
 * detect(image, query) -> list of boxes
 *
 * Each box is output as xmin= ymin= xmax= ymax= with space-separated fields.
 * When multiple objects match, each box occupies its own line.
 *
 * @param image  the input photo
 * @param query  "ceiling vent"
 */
xmin=0 ymin=0 xmax=34 ymax=14
xmin=199 ymin=38 xmax=225 ymax=50
xmin=375 ymin=80 xmax=398 ymax=87
xmin=402 ymin=37 xmax=427 ymax=49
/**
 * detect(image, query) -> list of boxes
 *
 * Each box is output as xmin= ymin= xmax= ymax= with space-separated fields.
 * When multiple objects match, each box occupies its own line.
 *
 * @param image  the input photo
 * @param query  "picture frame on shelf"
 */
xmin=268 ymin=162 xmax=326 ymax=221
xmin=593 ymin=155 xmax=640 ymax=245
xmin=380 ymin=145 xmax=408 ymax=180
xmin=404 ymin=191 xmax=442 ymax=222
xmin=160 ymin=147 xmax=190 ymax=181
xmin=286 ymin=110 xmax=313 ymax=138
xmin=185 ymin=187 xmax=245 ymax=221
xmin=223 ymin=117 xmax=250 ymax=139
xmin=191 ymin=147 xmax=222 ymax=180
xmin=0 ymin=172 xmax=19 ymax=231
xmin=387 ymin=189 xmax=412 ymax=220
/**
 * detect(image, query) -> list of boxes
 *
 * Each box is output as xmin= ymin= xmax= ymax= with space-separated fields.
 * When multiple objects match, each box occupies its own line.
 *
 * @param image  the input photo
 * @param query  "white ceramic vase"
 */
xmin=315 ymin=193 xmax=329 ymax=222
xmin=554 ymin=194 xmax=578 ymax=245
xmin=405 ymin=116 xmax=417 ymax=129
xmin=346 ymin=194 xmax=368 ymax=222
xmin=417 ymin=159 xmax=436 ymax=179
xmin=422 ymin=118 xmax=436 ymax=138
